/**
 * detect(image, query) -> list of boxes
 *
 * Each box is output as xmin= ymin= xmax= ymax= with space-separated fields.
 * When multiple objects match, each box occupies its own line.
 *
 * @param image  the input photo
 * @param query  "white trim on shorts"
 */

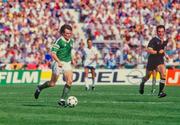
xmin=51 ymin=61 xmax=72 ymax=75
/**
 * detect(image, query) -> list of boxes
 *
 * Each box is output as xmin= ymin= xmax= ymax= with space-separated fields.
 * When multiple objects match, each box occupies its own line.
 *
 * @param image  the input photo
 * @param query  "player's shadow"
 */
xmin=22 ymin=104 xmax=48 ymax=107
xmin=22 ymin=104 xmax=58 ymax=108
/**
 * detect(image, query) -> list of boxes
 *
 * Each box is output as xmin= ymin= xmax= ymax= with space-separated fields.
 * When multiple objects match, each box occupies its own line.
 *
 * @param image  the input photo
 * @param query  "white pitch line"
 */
xmin=78 ymin=93 xmax=159 ymax=96
xmin=80 ymin=100 xmax=174 ymax=104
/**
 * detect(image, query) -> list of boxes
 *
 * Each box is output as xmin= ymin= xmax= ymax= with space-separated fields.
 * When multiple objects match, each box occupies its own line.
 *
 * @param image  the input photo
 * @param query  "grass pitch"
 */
xmin=0 ymin=84 xmax=180 ymax=125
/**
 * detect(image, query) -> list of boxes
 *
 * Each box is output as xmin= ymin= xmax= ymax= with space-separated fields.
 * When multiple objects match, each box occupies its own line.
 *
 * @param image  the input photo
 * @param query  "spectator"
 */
xmin=105 ymin=52 xmax=117 ymax=69
xmin=0 ymin=1 xmax=178 ymax=69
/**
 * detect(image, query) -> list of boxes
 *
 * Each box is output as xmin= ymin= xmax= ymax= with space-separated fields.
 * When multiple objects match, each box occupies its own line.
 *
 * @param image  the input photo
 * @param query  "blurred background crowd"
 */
xmin=0 ymin=0 xmax=179 ymax=70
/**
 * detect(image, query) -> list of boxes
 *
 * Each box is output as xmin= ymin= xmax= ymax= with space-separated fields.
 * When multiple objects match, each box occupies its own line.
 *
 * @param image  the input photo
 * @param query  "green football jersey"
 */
xmin=51 ymin=37 xmax=74 ymax=62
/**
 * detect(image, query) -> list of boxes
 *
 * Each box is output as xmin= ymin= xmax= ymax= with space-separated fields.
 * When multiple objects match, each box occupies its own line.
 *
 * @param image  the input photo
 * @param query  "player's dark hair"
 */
xmin=87 ymin=38 xmax=92 ymax=42
xmin=156 ymin=25 xmax=165 ymax=31
xmin=60 ymin=24 xmax=72 ymax=34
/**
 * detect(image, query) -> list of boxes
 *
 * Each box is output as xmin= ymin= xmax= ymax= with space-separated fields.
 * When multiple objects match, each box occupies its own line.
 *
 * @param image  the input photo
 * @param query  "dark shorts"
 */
xmin=146 ymin=60 xmax=164 ymax=71
xmin=84 ymin=66 xmax=95 ymax=70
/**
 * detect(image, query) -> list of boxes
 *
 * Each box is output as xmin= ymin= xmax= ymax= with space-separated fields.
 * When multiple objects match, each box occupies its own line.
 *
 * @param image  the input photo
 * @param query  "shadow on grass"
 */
xmin=22 ymin=104 xmax=51 ymax=107
xmin=22 ymin=103 xmax=64 ymax=108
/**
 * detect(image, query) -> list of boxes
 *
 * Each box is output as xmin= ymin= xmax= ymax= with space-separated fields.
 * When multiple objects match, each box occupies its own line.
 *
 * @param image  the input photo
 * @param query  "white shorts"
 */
xmin=51 ymin=61 xmax=72 ymax=75
xmin=84 ymin=60 xmax=96 ymax=69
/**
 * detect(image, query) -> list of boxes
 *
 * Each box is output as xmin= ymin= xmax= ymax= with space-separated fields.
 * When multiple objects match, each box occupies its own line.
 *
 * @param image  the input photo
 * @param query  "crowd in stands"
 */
xmin=0 ymin=0 xmax=179 ymax=70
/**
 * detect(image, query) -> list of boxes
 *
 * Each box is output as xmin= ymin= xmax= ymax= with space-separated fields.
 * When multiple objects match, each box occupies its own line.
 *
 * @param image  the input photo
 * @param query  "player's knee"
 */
xmin=66 ymin=82 xmax=72 ymax=87
xmin=66 ymin=79 xmax=73 ymax=85
xmin=84 ymin=73 xmax=88 ymax=77
xmin=49 ymin=84 xmax=56 ymax=87
xmin=49 ymin=82 xmax=56 ymax=87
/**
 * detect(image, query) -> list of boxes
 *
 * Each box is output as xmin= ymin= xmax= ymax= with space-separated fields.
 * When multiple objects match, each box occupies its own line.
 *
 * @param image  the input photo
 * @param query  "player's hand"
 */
xmin=58 ymin=62 xmax=63 ymax=67
xmin=166 ymin=56 xmax=170 ymax=62
xmin=159 ymin=49 xmax=164 ymax=54
xmin=71 ymin=59 xmax=77 ymax=66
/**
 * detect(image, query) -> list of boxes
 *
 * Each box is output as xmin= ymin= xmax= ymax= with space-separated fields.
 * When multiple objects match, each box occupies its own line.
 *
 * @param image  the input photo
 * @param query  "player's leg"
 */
xmin=139 ymin=69 xmax=152 ymax=94
xmin=34 ymin=73 xmax=59 ymax=99
xmin=34 ymin=61 xmax=60 ymax=99
xmin=157 ymin=64 xmax=167 ymax=98
xmin=38 ymin=73 xmax=58 ymax=90
xmin=84 ymin=67 xmax=90 ymax=90
xmin=151 ymin=70 xmax=157 ymax=94
xmin=91 ymin=68 xmax=96 ymax=90
xmin=58 ymin=70 xmax=73 ymax=106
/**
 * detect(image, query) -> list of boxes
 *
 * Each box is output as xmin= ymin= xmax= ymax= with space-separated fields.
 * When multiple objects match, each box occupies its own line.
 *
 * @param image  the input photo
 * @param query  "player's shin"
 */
xmin=141 ymin=77 xmax=147 ymax=85
xmin=34 ymin=81 xmax=49 ymax=99
xmin=91 ymin=78 xmax=95 ymax=90
xmin=92 ymin=78 xmax=95 ymax=86
xmin=139 ymin=77 xmax=147 ymax=94
xmin=61 ymin=84 xmax=71 ymax=100
xmin=159 ymin=78 xmax=165 ymax=94
xmin=39 ymin=81 xmax=50 ymax=90
xmin=85 ymin=77 xmax=89 ymax=90
xmin=158 ymin=78 xmax=167 ymax=98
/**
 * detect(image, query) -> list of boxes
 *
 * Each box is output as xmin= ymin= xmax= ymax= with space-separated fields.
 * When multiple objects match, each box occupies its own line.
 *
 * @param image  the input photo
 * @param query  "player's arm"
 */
xmin=94 ymin=54 xmax=98 ymax=63
xmin=51 ymin=41 xmax=63 ymax=67
xmin=90 ymin=54 xmax=98 ymax=61
xmin=51 ymin=52 xmax=63 ymax=67
xmin=71 ymin=49 xmax=78 ymax=66
xmin=146 ymin=47 xmax=158 ymax=54
xmin=147 ymin=47 xmax=166 ymax=54
xmin=159 ymin=39 xmax=169 ymax=54
xmin=163 ymin=43 xmax=170 ymax=61
xmin=146 ymin=38 xmax=158 ymax=54
xmin=91 ymin=49 xmax=98 ymax=63
xmin=164 ymin=52 xmax=170 ymax=61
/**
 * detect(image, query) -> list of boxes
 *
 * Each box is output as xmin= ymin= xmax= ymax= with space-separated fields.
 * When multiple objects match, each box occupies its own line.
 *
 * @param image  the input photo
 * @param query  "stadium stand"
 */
xmin=0 ymin=0 xmax=179 ymax=70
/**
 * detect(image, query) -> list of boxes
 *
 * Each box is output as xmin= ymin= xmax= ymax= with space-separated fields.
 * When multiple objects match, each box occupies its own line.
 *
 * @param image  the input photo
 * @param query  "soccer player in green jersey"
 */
xmin=34 ymin=24 xmax=76 ymax=107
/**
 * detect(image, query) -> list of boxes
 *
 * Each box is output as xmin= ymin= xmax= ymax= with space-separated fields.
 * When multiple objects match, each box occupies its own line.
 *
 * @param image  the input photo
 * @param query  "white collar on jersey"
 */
xmin=61 ymin=36 xmax=71 ymax=43
xmin=155 ymin=35 xmax=166 ymax=41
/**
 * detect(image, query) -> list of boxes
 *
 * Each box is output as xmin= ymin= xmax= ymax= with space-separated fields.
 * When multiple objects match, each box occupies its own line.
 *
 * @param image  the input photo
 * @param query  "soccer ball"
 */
xmin=67 ymin=96 xmax=78 ymax=107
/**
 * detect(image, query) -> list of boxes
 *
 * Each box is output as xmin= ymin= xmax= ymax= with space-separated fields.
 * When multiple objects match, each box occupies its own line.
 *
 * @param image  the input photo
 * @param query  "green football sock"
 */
xmin=39 ymin=81 xmax=49 ymax=91
xmin=61 ymin=84 xmax=71 ymax=99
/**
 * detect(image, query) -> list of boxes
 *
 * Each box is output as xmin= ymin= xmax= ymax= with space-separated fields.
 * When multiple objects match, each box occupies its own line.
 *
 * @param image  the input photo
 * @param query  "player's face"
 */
xmin=63 ymin=29 xmax=72 ymax=41
xmin=87 ymin=40 xmax=92 ymax=48
xmin=157 ymin=28 xmax=165 ymax=40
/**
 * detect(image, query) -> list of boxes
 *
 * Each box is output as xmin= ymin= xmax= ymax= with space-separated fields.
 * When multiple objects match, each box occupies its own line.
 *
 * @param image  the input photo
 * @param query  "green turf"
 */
xmin=0 ymin=84 xmax=180 ymax=125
